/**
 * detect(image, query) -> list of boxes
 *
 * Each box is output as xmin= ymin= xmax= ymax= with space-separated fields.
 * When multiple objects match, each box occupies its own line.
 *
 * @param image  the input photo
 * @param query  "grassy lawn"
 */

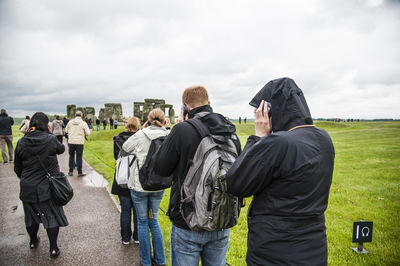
xmin=5 ymin=121 xmax=399 ymax=265
xmin=81 ymin=121 xmax=400 ymax=265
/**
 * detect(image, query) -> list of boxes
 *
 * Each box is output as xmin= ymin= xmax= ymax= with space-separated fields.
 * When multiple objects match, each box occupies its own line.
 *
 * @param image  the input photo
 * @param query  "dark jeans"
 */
xmin=119 ymin=195 xmax=138 ymax=242
xmin=68 ymin=144 xmax=83 ymax=173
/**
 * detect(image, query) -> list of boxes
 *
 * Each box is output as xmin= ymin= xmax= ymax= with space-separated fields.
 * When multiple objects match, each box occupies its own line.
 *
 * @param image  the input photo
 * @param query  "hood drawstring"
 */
xmin=288 ymin=124 xmax=315 ymax=132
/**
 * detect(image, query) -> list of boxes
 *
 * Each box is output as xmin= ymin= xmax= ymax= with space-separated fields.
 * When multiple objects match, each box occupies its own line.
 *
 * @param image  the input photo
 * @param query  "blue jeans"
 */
xmin=130 ymin=190 xmax=166 ymax=266
xmin=171 ymin=225 xmax=230 ymax=266
xmin=96 ymin=124 xmax=100 ymax=131
xmin=68 ymin=144 xmax=83 ymax=173
xmin=118 ymin=195 xmax=138 ymax=242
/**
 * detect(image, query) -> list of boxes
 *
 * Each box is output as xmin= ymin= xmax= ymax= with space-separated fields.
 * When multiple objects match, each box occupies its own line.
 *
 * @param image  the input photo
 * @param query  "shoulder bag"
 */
xmin=37 ymin=156 xmax=74 ymax=206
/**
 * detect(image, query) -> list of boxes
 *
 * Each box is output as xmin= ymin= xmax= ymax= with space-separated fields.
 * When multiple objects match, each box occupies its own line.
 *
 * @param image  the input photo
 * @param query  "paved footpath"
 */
xmin=0 ymin=145 xmax=140 ymax=266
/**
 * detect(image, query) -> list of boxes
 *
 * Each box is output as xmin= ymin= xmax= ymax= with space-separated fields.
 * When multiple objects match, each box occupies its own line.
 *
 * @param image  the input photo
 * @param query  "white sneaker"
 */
xmin=134 ymin=240 xmax=139 ymax=244
xmin=122 ymin=241 xmax=130 ymax=245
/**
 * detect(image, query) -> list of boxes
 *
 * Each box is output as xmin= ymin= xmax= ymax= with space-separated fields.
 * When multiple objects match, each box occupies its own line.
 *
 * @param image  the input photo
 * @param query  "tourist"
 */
xmin=14 ymin=112 xmax=68 ymax=258
xmin=87 ymin=118 xmax=93 ymax=130
xmin=96 ymin=118 xmax=101 ymax=131
xmin=122 ymin=109 xmax=170 ymax=266
xmin=20 ymin=115 xmax=30 ymax=135
xmin=62 ymin=117 xmax=69 ymax=128
xmin=226 ymin=78 xmax=335 ymax=265
xmin=0 ymin=109 xmax=14 ymax=164
xmin=65 ymin=111 xmax=90 ymax=177
xmin=110 ymin=117 xmax=114 ymax=129
xmin=153 ymin=86 xmax=241 ymax=266
xmin=52 ymin=115 xmax=64 ymax=143
xmin=103 ymin=118 xmax=107 ymax=130
xmin=111 ymin=117 xmax=140 ymax=245
xmin=113 ymin=120 xmax=118 ymax=129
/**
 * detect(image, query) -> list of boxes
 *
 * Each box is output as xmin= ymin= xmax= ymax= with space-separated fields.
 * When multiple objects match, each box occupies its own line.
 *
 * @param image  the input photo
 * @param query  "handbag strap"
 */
xmin=36 ymin=155 xmax=51 ymax=178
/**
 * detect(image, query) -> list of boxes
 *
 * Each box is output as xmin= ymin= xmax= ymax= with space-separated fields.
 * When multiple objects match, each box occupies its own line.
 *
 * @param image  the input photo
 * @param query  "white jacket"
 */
xmin=65 ymin=117 xmax=90 ymax=144
xmin=122 ymin=126 xmax=170 ymax=192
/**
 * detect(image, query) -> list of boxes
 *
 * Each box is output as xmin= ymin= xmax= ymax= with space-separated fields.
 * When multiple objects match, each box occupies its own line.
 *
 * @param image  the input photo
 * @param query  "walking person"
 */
xmin=52 ymin=115 xmax=64 ymax=143
xmin=110 ymin=117 xmax=114 ymax=130
xmin=20 ymin=115 xmax=30 ymax=135
xmin=111 ymin=117 xmax=140 ymax=245
xmin=226 ymin=78 xmax=335 ymax=265
xmin=65 ymin=111 xmax=90 ymax=177
xmin=96 ymin=118 xmax=101 ymax=131
xmin=153 ymin=86 xmax=241 ymax=266
xmin=0 ymin=109 xmax=14 ymax=164
xmin=113 ymin=120 xmax=118 ymax=129
xmin=103 ymin=118 xmax=107 ymax=130
xmin=14 ymin=112 xmax=68 ymax=258
xmin=87 ymin=118 xmax=93 ymax=130
xmin=122 ymin=109 xmax=170 ymax=266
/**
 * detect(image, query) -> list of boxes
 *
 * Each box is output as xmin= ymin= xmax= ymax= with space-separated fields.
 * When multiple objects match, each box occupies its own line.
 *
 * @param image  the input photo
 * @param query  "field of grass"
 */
xmin=4 ymin=121 xmax=399 ymax=265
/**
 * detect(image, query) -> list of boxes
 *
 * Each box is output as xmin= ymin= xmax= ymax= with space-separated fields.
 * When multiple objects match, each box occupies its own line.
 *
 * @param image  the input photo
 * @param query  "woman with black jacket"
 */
xmin=14 ymin=112 xmax=68 ymax=258
xmin=111 ymin=117 xmax=140 ymax=244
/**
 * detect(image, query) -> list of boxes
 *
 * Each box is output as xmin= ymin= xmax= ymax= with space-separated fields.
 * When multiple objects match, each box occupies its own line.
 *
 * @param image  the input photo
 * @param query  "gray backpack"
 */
xmin=180 ymin=117 xmax=242 ymax=231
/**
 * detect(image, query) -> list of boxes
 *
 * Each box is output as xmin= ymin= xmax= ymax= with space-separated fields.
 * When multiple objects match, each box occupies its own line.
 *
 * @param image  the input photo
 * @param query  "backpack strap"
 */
xmin=185 ymin=118 xmax=210 ymax=139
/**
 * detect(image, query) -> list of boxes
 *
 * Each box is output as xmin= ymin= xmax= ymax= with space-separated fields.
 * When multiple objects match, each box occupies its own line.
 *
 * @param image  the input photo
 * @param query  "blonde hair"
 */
xmin=125 ymin=117 xmax=140 ymax=132
xmin=182 ymin=86 xmax=209 ymax=108
xmin=148 ymin=108 xmax=165 ymax=127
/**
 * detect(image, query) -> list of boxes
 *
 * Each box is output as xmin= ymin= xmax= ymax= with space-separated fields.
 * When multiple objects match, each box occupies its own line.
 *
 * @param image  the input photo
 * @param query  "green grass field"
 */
xmin=4 ymin=121 xmax=399 ymax=265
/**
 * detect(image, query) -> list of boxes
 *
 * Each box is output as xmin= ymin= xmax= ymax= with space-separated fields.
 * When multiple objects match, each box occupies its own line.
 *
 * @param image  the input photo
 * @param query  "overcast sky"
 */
xmin=1 ymin=0 xmax=399 ymax=119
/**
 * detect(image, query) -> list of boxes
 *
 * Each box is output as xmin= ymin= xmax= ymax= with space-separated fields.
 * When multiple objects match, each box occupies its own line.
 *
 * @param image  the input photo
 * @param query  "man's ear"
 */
xmin=208 ymin=100 xmax=210 ymax=105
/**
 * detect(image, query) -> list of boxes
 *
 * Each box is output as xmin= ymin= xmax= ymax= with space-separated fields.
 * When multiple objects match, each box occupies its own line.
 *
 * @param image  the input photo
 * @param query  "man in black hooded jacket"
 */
xmin=154 ymin=86 xmax=241 ymax=266
xmin=226 ymin=78 xmax=334 ymax=266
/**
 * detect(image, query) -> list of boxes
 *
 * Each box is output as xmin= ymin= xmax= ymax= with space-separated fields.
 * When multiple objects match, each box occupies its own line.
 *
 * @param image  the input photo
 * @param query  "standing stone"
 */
xmin=104 ymin=103 xmax=123 ymax=121
xmin=84 ymin=107 xmax=96 ymax=122
xmin=66 ymin=105 xmax=76 ymax=119
xmin=134 ymin=99 xmax=175 ymax=124
xmin=99 ymin=108 xmax=105 ymax=121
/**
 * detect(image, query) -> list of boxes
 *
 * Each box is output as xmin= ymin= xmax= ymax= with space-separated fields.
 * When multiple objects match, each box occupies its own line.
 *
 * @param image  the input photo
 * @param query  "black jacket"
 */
xmin=154 ymin=105 xmax=241 ymax=230
xmin=14 ymin=130 xmax=65 ymax=203
xmin=111 ymin=131 xmax=135 ymax=196
xmin=0 ymin=113 xmax=14 ymax=135
xmin=226 ymin=77 xmax=335 ymax=266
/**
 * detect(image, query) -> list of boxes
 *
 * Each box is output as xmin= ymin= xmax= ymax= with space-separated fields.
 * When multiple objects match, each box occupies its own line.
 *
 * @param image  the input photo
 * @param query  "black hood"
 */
xmin=189 ymin=105 xmax=236 ymax=135
xmin=249 ymin=77 xmax=313 ymax=132
xmin=20 ymin=130 xmax=53 ymax=156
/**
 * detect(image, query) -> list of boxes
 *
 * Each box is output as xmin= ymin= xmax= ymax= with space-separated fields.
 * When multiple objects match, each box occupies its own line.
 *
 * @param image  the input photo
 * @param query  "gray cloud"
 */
xmin=1 ymin=0 xmax=399 ymax=119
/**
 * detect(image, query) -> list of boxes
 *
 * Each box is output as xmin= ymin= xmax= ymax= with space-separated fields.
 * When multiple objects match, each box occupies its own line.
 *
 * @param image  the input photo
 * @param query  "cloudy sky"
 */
xmin=1 ymin=0 xmax=399 ymax=119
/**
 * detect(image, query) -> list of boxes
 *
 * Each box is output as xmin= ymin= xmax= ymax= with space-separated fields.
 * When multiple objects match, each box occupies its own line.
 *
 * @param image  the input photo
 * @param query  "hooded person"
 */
xmin=14 ymin=112 xmax=68 ymax=257
xmin=226 ymin=77 xmax=335 ymax=266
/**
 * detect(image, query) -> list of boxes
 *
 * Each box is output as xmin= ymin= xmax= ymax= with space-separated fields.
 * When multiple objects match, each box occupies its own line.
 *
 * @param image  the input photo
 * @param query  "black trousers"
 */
xmin=56 ymin=135 xmax=63 ymax=143
xmin=68 ymin=144 xmax=83 ymax=173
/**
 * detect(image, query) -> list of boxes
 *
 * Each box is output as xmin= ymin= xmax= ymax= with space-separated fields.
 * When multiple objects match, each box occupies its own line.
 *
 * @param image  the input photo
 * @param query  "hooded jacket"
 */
xmin=111 ymin=131 xmax=135 ymax=196
xmin=52 ymin=119 xmax=64 ymax=136
xmin=65 ymin=117 xmax=90 ymax=144
xmin=153 ymin=105 xmax=241 ymax=230
xmin=226 ymin=78 xmax=335 ymax=266
xmin=122 ymin=125 xmax=170 ymax=192
xmin=0 ymin=113 xmax=14 ymax=135
xmin=14 ymin=130 xmax=65 ymax=203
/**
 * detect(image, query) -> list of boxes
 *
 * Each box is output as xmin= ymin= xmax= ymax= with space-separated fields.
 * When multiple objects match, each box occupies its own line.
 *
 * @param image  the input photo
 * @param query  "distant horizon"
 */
xmin=1 ymin=0 xmax=399 ymax=120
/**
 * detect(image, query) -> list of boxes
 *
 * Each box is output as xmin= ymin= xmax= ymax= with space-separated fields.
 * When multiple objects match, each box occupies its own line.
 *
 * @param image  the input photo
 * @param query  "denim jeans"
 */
xmin=171 ymin=225 xmax=230 ymax=266
xmin=131 ymin=190 xmax=166 ymax=266
xmin=118 ymin=195 xmax=138 ymax=242
xmin=68 ymin=144 xmax=83 ymax=173
xmin=96 ymin=124 xmax=100 ymax=131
